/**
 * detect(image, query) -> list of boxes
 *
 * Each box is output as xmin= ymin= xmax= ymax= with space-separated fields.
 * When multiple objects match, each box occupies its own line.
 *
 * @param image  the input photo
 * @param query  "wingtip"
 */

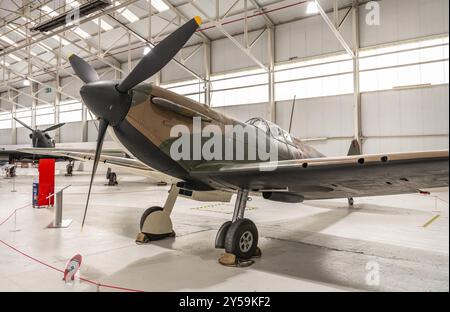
xmin=194 ymin=16 xmax=202 ymax=26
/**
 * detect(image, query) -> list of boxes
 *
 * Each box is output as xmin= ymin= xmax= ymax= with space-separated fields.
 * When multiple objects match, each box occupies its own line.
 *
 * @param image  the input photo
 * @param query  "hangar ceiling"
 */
xmin=0 ymin=0 xmax=359 ymax=92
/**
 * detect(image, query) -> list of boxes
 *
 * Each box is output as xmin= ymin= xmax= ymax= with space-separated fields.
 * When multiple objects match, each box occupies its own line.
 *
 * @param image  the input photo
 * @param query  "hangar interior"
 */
xmin=0 ymin=0 xmax=449 ymax=292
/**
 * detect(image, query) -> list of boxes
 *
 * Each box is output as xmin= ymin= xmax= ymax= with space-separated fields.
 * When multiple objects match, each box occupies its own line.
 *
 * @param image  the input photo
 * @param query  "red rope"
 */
xmin=0 ymin=204 xmax=145 ymax=292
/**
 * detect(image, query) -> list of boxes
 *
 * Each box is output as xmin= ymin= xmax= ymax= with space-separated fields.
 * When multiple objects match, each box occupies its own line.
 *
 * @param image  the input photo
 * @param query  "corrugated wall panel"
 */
xmin=359 ymin=0 xmax=449 ymax=47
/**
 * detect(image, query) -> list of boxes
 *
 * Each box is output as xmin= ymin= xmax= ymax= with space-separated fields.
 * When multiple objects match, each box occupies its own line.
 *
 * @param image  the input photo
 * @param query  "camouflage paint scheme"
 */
xmin=110 ymin=84 xmax=449 ymax=199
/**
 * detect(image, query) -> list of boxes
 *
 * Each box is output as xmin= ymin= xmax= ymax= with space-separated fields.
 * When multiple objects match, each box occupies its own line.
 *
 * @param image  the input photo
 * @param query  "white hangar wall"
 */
xmin=1 ymin=0 xmax=448 ymax=157
xmin=359 ymin=0 xmax=449 ymax=47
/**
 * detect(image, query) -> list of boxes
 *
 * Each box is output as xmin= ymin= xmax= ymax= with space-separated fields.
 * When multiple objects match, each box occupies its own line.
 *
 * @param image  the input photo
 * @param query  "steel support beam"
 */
xmin=352 ymin=1 xmax=362 ymax=151
xmin=214 ymin=22 xmax=268 ymax=72
xmin=314 ymin=0 xmax=355 ymax=58
xmin=248 ymin=0 xmax=274 ymax=27
xmin=204 ymin=42 xmax=211 ymax=106
xmin=31 ymin=82 xmax=37 ymax=129
xmin=54 ymin=38 xmax=62 ymax=143
xmin=107 ymin=14 xmax=205 ymax=81
xmin=267 ymin=26 xmax=275 ymax=122
xmin=10 ymin=89 xmax=17 ymax=144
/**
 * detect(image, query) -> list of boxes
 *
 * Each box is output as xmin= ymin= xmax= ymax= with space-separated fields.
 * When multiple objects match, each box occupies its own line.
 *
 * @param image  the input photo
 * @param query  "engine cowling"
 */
xmin=262 ymin=192 xmax=304 ymax=203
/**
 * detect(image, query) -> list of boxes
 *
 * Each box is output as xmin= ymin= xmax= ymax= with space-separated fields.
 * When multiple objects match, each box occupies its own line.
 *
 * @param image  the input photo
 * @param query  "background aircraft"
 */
xmin=14 ymin=117 xmax=65 ymax=148
xmin=0 ymin=118 xmax=67 ymax=166
xmin=0 ymin=118 xmax=124 ymax=181
xmin=19 ymin=17 xmax=449 ymax=265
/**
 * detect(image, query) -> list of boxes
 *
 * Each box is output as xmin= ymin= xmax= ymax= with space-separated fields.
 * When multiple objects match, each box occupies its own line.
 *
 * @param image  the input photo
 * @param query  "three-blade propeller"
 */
xmin=13 ymin=117 xmax=65 ymax=133
xmin=68 ymin=16 xmax=202 ymax=230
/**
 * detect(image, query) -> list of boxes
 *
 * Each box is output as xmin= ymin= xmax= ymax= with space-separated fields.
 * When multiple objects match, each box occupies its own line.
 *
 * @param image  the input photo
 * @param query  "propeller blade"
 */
xmin=13 ymin=117 xmax=34 ymax=132
xmin=42 ymin=123 xmax=66 ymax=133
xmin=81 ymin=119 xmax=108 ymax=231
xmin=69 ymin=54 xmax=99 ymax=83
xmin=117 ymin=16 xmax=202 ymax=93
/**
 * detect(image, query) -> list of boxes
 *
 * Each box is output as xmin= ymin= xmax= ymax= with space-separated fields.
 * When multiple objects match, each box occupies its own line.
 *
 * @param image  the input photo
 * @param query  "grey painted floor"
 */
xmin=0 ymin=167 xmax=448 ymax=292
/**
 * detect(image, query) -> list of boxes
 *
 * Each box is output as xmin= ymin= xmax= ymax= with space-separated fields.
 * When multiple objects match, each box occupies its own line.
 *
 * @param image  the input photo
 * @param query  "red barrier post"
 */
xmin=38 ymin=159 xmax=55 ymax=207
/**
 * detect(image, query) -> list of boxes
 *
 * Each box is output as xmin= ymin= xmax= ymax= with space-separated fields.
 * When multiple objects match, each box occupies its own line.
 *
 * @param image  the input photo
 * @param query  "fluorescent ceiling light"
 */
xmin=151 ymin=0 xmax=169 ymax=13
xmin=115 ymin=1 xmax=139 ymax=23
xmin=68 ymin=0 xmax=81 ymax=8
xmin=92 ymin=18 xmax=114 ymax=31
xmin=41 ymin=5 xmax=59 ymax=18
xmin=306 ymin=1 xmax=319 ymax=14
xmin=6 ymin=25 xmax=38 ymax=56
xmin=0 ymin=60 xmax=10 ymax=66
xmin=73 ymin=27 xmax=91 ymax=39
xmin=52 ymin=35 xmax=71 ymax=46
xmin=143 ymin=46 xmax=152 ymax=55
xmin=68 ymin=0 xmax=113 ymax=31
xmin=8 ymin=54 xmax=22 ymax=62
xmin=0 ymin=35 xmax=16 ymax=46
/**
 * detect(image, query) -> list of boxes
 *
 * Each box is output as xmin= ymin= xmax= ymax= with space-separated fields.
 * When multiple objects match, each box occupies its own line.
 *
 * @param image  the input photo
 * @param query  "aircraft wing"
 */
xmin=190 ymin=150 xmax=449 ymax=200
xmin=17 ymin=148 xmax=179 ymax=184
xmin=1 ymin=147 xmax=124 ymax=163
xmin=1 ymin=149 xmax=68 ymax=163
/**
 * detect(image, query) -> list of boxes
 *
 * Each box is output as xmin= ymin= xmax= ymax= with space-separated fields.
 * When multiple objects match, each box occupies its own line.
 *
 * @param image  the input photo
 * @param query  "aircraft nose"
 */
xmin=80 ymin=81 xmax=132 ymax=127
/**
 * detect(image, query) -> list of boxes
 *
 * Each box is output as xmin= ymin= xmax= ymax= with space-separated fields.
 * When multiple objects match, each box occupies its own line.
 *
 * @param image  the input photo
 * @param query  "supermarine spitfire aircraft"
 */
xmin=21 ymin=17 xmax=449 ymax=265
xmin=0 ymin=118 xmax=65 ymax=164
xmin=14 ymin=117 xmax=65 ymax=148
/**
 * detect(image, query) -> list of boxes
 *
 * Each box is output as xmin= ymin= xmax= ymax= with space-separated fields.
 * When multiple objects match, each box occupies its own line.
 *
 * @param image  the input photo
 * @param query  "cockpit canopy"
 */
xmin=246 ymin=117 xmax=294 ymax=145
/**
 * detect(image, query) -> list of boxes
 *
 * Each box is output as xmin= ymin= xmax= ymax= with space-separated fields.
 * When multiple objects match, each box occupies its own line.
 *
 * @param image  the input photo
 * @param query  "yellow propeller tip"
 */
xmin=194 ymin=16 xmax=202 ymax=26
xmin=68 ymin=53 xmax=74 ymax=59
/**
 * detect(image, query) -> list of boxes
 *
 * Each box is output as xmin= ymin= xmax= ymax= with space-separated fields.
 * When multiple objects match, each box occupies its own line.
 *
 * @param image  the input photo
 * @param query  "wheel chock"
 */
xmin=135 ymin=231 xmax=176 ymax=245
xmin=253 ymin=247 xmax=262 ymax=258
xmin=135 ymin=232 xmax=149 ymax=245
xmin=218 ymin=253 xmax=255 ymax=267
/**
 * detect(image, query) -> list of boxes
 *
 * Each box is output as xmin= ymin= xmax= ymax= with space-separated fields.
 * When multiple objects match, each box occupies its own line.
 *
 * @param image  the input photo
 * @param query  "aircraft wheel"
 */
xmin=224 ymin=219 xmax=258 ymax=260
xmin=140 ymin=206 xmax=163 ymax=231
xmin=215 ymin=221 xmax=232 ymax=249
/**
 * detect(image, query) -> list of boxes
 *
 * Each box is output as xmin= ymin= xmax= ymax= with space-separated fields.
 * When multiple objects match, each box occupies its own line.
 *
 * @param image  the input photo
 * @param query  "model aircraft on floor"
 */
xmin=19 ymin=16 xmax=449 ymax=266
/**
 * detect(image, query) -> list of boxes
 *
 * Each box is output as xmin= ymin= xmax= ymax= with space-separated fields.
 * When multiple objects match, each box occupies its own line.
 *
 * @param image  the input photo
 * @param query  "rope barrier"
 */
xmin=0 ymin=203 xmax=145 ymax=292
xmin=0 ymin=203 xmax=31 ymax=226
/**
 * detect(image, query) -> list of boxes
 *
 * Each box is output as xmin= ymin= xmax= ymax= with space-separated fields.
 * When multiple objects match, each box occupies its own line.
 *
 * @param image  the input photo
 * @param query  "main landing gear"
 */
xmin=105 ymin=168 xmax=118 ymax=186
xmin=135 ymin=185 xmax=179 ymax=244
xmin=348 ymin=197 xmax=354 ymax=206
xmin=215 ymin=189 xmax=261 ymax=266
xmin=65 ymin=160 xmax=74 ymax=176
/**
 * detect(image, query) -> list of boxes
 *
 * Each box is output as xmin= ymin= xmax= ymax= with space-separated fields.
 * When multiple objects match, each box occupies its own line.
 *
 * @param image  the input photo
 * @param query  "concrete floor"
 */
xmin=0 ymin=167 xmax=448 ymax=292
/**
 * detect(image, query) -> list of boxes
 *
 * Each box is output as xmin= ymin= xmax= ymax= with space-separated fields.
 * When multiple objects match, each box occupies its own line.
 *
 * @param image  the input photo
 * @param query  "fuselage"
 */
xmin=31 ymin=131 xmax=55 ymax=148
xmin=111 ymin=84 xmax=324 ymax=190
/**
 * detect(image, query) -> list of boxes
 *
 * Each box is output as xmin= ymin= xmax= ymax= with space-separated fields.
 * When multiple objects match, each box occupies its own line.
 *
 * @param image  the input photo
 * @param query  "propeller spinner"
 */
xmin=69 ymin=16 xmax=202 ymax=230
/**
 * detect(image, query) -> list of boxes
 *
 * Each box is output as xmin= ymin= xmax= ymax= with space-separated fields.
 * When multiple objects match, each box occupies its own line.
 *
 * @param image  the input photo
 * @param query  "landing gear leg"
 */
xmin=65 ymin=160 xmax=74 ymax=176
xmin=136 ymin=185 xmax=179 ymax=244
xmin=348 ymin=197 xmax=354 ymax=207
xmin=216 ymin=189 xmax=260 ymax=266
xmin=105 ymin=168 xmax=118 ymax=186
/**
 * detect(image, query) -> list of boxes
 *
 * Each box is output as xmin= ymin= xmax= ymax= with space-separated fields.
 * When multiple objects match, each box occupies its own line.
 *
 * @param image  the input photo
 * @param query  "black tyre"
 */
xmin=215 ymin=221 xmax=232 ymax=249
xmin=224 ymin=219 xmax=258 ymax=259
xmin=110 ymin=172 xmax=117 ymax=185
xmin=140 ymin=206 xmax=163 ymax=232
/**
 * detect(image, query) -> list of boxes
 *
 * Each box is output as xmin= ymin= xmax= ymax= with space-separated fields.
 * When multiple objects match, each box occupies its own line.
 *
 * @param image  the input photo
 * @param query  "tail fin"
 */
xmin=347 ymin=139 xmax=361 ymax=156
